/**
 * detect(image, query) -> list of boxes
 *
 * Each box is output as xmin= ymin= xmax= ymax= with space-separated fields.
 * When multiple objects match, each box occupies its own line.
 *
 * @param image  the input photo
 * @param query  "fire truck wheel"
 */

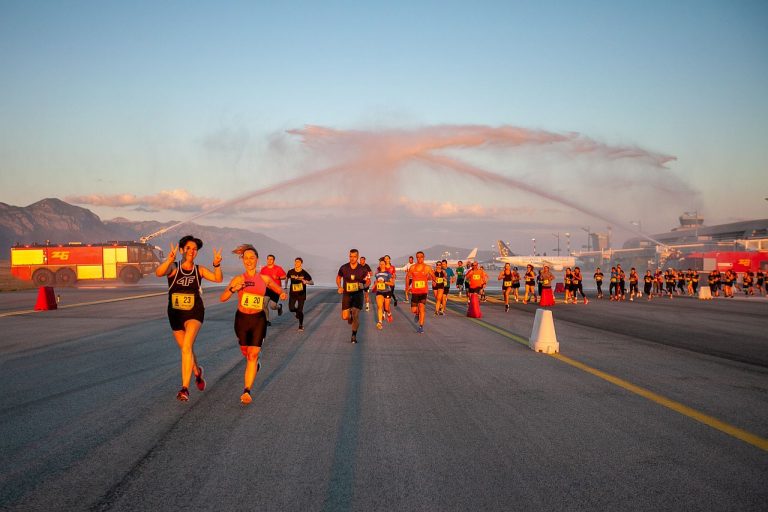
xmin=120 ymin=267 xmax=141 ymax=284
xmin=55 ymin=268 xmax=77 ymax=287
xmin=32 ymin=268 xmax=55 ymax=287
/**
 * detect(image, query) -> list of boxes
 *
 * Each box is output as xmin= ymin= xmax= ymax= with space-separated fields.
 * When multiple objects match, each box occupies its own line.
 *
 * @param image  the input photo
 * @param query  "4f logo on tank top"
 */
xmin=176 ymin=275 xmax=196 ymax=287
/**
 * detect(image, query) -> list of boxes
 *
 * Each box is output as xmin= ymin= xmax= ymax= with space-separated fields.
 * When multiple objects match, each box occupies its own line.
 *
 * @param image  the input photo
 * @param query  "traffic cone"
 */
xmin=698 ymin=285 xmax=712 ymax=300
xmin=34 ymin=286 xmax=57 ymax=311
xmin=467 ymin=293 xmax=482 ymax=318
xmin=529 ymin=308 xmax=559 ymax=353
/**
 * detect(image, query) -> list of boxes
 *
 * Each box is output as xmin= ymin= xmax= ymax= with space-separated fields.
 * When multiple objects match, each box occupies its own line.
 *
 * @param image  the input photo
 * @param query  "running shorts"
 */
xmin=410 ymin=293 xmax=427 ymax=305
xmin=167 ymin=301 xmax=205 ymax=331
xmin=235 ymin=310 xmax=267 ymax=348
xmin=342 ymin=292 xmax=364 ymax=311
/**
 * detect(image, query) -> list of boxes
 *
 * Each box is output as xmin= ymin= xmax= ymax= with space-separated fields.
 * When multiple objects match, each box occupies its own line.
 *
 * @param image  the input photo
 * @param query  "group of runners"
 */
xmin=158 ymin=236 xmax=313 ymax=405
xmin=158 ymin=235 xmax=765 ymax=405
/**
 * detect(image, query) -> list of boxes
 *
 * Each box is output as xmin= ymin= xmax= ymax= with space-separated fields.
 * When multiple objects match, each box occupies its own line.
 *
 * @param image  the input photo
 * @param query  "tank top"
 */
xmin=238 ymin=272 xmax=267 ymax=313
xmin=502 ymin=271 xmax=512 ymax=287
xmin=168 ymin=263 xmax=202 ymax=311
xmin=374 ymin=270 xmax=392 ymax=293
xmin=434 ymin=270 xmax=446 ymax=287
xmin=411 ymin=268 xmax=429 ymax=294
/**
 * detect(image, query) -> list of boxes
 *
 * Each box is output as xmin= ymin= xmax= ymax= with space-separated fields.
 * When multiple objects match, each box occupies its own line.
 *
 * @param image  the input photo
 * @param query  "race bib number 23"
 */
xmin=171 ymin=293 xmax=195 ymax=311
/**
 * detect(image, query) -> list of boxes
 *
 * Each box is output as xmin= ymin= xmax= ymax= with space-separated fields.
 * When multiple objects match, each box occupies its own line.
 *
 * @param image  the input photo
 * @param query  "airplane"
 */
xmin=394 ymin=248 xmax=478 ymax=272
xmin=495 ymin=240 xmax=575 ymax=271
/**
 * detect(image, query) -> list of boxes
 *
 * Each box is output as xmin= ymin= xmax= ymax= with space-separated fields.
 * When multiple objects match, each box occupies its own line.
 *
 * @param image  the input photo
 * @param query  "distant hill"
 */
xmin=0 ymin=198 xmax=336 ymax=280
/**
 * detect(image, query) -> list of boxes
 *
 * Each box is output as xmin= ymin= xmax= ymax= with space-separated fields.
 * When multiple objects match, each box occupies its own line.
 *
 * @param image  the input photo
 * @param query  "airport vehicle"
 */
xmin=10 ymin=241 xmax=163 ymax=286
xmin=495 ymin=241 xmax=575 ymax=271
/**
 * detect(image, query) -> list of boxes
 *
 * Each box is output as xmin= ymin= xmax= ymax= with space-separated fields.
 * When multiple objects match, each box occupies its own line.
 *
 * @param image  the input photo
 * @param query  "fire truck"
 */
xmin=680 ymin=251 xmax=768 ymax=273
xmin=10 ymin=241 xmax=163 ymax=286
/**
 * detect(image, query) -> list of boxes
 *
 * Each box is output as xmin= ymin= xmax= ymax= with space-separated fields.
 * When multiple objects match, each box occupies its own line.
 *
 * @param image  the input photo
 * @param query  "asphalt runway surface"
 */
xmin=1 ymin=285 xmax=767 ymax=511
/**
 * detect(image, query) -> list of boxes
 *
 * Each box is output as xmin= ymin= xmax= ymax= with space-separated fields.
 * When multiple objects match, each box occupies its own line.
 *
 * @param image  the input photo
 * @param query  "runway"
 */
xmin=0 ymin=286 xmax=766 ymax=511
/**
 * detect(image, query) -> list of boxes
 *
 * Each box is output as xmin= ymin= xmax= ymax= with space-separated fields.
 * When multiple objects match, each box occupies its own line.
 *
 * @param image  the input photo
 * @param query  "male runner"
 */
xmin=455 ymin=261 xmax=465 ymax=296
xmin=403 ymin=255 xmax=415 ymax=302
xmin=406 ymin=251 xmax=435 ymax=334
xmin=260 ymin=254 xmax=287 ymax=325
xmin=359 ymin=256 xmax=373 ymax=312
xmin=384 ymin=255 xmax=398 ymax=307
xmin=286 ymin=257 xmax=313 ymax=331
xmin=336 ymin=249 xmax=370 ymax=344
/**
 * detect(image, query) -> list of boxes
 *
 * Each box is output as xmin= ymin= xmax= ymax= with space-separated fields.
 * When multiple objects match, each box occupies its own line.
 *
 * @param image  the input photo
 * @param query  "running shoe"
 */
xmin=176 ymin=387 xmax=189 ymax=402
xmin=417 ymin=326 xmax=424 ymax=334
xmin=387 ymin=312 xmax=393 ymax=323
xmin=240 ymin=389 xmax=252 ymax=405
xmin=376 ymin=322 xmax=383 ymax=330
xmin=298 ymin=325 xmax=304 ymax=332
xmin=351 ymin=333 xmax=357 ymax=344
xmin=277 ymin=303 xmax=283 ymax=316
xmin=365 ymin=304 xmax=370 ymax=312
xmin=195 ymin=366 xmax=206 ymax=392
xmin=505 ymin=304 xmax=510 ymax=312
xmin=414 ymin=314 xmax=419 ymax=322
xmin=267 ymin=321 xmax=272 ymax=326
xmin=434 ymin=311 xmax=439 ymax=316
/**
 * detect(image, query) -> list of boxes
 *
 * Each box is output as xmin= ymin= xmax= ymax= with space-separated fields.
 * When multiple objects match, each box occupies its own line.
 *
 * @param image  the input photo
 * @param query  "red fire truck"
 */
xmin=681 ymin=251 xmax=768 ymax=273
xmin=10 ymin=241 xmax=163 ymax=286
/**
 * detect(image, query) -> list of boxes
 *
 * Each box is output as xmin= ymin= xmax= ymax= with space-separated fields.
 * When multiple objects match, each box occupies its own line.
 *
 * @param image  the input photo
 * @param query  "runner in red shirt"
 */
xmin=260 ymin=254 xmax=287 ymax=325
xmin=406 ymin=251 xmax=436 ymax=334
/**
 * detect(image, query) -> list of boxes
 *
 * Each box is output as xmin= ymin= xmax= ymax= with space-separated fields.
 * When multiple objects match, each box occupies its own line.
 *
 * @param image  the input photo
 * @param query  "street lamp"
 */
xmin=552 ymin=233 xmax=561 ymax=256
xmin=565 ymin=232 xmax=571 ymax=255
xmin=531 ymin=238 xmax=536 ymax=256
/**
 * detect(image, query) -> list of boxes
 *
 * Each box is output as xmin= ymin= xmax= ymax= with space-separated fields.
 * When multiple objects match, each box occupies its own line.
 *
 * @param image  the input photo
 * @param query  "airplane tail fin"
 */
xmin=496 ymin=240 xmax=512 ymax=258
xmin=466 ymin=248 xmax=478 ymax=261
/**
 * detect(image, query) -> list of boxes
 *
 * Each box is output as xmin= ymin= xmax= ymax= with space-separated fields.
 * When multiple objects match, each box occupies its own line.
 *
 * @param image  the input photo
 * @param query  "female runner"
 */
xmin=156 ymin=235 xmax=222 ymax=402
xmin=563 ymin=268 xmax=573 ymax=304
xmin=498 ymin=263 xmax=513 ymax=312
xmin=643 ymin=270 xmax=654 ymax=300
xmin=433 ymin=261 xmax=447 ymax=316
xmin=220 ymin=244 xmax=286 ymax=405
xmin=373 ymin=258 xmax=395 ymax=329
xmin=572 ymin=267 xmax=588 ymax=304
xmin=539 ymin=265 xmax=556 ymax=306
xmin=523 ymin=264 xmax=537 ymax=304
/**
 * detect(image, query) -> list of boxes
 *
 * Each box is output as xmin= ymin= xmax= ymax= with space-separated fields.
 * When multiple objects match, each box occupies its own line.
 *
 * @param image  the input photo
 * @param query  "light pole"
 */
xmin=565 ymin=232 xmax=571 ymax=255
xmin=532 ymin=238 xmax=536 ymax=256
xmin=553 ymin=233 xmax=561 ymax=256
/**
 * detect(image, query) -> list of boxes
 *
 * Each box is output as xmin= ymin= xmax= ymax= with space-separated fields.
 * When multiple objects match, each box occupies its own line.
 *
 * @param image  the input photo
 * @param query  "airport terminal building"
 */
xmin=576 ymin=214 xmax=768 ymax=272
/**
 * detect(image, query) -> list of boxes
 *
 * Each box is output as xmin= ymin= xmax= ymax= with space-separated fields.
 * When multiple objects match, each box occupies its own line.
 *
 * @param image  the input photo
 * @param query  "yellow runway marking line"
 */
xmin=0 ymin=291 xmax=166 ymax=318
xmin=449 ymin=306 xmax=768 ymax=453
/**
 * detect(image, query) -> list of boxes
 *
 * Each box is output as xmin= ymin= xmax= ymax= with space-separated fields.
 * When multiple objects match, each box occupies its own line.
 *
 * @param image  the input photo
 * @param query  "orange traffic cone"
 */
xmin=34 ymin=286 xmax=57 ymax=311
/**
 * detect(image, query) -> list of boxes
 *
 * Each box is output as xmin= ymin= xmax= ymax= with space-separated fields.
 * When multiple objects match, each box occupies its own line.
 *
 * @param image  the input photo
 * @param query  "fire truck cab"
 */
xmin=10 ymin=241 xmax=163 ymax=286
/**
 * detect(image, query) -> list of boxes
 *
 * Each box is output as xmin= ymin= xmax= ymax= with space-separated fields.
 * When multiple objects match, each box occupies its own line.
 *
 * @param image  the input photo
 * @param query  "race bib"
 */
xmin=292 ymin=283 xmax=304 ymax=292
xmin=543 ymin=279 xmax=550 ymax=286
xmin=472 ymin=274 xmax=481 ymax=282
xmin=503 ymin=280 xmax=512 ymax=287
xmin=435 ymin=277 xmax=444 ymax=284
xmin=171 ymin=293 xmax=195 ymax=311
xmin=346 ymin=282 xmax=359 ymax=293
xmin=414 ymin=280 xmax=426 ymax=289
xmin=240 ymin=293 xmax=264 ymax=311
xmin=376 ymin=282 xmax=386 ymax=291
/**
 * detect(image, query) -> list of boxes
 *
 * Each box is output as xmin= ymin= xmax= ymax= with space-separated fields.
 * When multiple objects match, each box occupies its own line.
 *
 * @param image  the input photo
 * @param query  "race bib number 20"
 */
xmin=240 ymin=293 xmax=264 ymax=311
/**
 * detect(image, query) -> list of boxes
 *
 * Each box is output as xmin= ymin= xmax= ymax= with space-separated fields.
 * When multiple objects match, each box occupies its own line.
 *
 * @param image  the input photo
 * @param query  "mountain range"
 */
xmin=0 ymin=199 xmax=496 ymax=283
xmin=0 ymin=198 xmax=334 ymax=274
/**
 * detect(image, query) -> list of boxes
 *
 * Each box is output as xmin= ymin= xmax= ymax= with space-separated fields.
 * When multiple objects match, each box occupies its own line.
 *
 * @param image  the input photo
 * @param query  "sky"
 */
xmin=1 ymin=0 xmax=767 ymax=260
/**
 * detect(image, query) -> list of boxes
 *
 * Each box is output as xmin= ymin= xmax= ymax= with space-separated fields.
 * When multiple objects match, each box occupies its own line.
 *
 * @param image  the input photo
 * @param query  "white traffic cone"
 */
xmin=529 ymin=308 xmax=559 ymax=354
xmin=698 ymin=285 xmax=712 ymax=300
